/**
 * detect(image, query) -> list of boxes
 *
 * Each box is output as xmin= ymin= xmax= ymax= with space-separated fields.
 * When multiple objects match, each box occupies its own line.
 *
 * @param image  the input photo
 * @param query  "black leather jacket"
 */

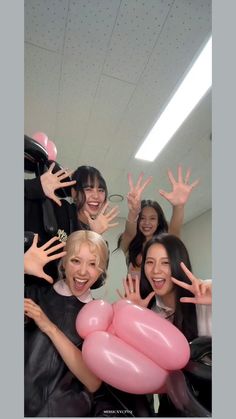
xmin=25 ymin=285 xmax=89 ymax=417
xmin=24 ymin=285 xmax=153 ymax=417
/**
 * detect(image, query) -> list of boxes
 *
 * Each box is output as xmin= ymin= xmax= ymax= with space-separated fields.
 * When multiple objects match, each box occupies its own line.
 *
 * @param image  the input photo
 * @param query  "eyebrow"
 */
xmin=71 ymin=255 xmax=97 ymax=261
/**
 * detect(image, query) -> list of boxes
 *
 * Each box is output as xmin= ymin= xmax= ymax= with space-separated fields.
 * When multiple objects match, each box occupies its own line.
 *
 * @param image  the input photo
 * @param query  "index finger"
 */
xmin=134 ymin=275 xmax=140 ymax=293
xmin=100 ymin=201 xmax=109 ymax=214
xmin=171 ymin=276 xmax=191 ymax=290
xmin=128 ymin=173 xmax=134 ymax=190
xmin=139 ymin=176 xmax=152 ymax=194
xmin=167 ymin=169 xmax=176 ymax=185
xmin=41 ymin=236 xmax=62 ymax=250
xmin=180 ymin=262 xmax=196 ymax=283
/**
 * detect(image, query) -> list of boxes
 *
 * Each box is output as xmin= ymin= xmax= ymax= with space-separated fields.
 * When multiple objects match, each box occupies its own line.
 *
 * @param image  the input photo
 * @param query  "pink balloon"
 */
xmin=113 ymin=303 xmax=190 ymax=370
xmin=82 ymin=331 xmax=168 ymax=394
xmin=32 ymin=132 xmax=48 ymax=149
xmin=76 ymin=300 xmax=113 ymax=339
xmin=107 ymin=323 xmax=116 ymax=335
xmin=47 ymin=139 xmax=57 ymax=161
xmin=112 ymin=298 xmax=133 ymax=315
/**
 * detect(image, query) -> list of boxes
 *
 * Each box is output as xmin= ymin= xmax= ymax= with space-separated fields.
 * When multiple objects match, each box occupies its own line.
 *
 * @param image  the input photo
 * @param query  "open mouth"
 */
xmin=87 ymin=202 xmax=100 ymax=212
xmin=152 ymin=278 xmax=166 ymax=290
xmin=73 ymin=278 xmax=88 ymax=291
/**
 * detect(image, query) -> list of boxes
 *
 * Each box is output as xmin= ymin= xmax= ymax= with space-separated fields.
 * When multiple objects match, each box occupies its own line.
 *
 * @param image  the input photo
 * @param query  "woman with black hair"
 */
xmin=119 ymin=233 xmax=212 ymax=416
xmin=117 ymin=167 xmax=199 ymax=279
xmin=71 ymin=165 xmax=119 ymax=233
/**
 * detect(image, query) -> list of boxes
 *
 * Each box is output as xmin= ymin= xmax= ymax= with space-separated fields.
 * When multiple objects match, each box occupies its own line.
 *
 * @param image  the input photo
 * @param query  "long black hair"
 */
xmin=140 ymin=233 xmax=198 ymax=342
xmin=72 ymin=165 xmax=108 ymax=211
xmin=71 ymin=165 xmax=108 ymax=233
xmin=121 ymin=200 xmax=168 ymax=267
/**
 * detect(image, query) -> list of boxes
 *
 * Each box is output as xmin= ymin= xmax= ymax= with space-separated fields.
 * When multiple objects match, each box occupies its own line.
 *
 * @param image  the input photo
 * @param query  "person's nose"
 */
xmin=91 ymin=188 xmax=99 ymax=199
xmin=77 ymin=262 xmax=87 ymax=276
xmin=152 ymin=260 xmax=161 ymax=274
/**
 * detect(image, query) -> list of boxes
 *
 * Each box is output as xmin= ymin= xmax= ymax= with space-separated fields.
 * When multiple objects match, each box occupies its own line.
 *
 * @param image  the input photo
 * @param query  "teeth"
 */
xmin=74 ymin=278 xmax=87 ymax=283
xmin=153 ymin=278 xmax=165 ymax=282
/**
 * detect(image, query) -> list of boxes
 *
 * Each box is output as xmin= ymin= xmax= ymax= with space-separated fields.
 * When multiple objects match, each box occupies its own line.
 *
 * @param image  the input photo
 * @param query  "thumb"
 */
xmin=41 ymin=272 xmax=54 ymax=284
xmin=145 ymin=291 xmax=156 ymax=305
xmin=51 ymin=194 xmax=62 ymax=207
xmin=159 ymin=189 xmax=168 ymax=199
xmin=116 ymin=289 xmax=124 ymax=299
xmin=83 ymin=210 xmax=91 ymax=222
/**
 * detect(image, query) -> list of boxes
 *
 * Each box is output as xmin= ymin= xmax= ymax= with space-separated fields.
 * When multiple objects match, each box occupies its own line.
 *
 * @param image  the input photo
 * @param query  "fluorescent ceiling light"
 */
xmin=135 ymin=36 xmax=212 ymax=162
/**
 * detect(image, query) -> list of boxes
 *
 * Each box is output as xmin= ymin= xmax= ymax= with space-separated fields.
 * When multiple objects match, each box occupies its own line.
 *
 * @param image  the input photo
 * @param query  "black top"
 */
xmin=24 ymin=285 xmax=89 ymax=417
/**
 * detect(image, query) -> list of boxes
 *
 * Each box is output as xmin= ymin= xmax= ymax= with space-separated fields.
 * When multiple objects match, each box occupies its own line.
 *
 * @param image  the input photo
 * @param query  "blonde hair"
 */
xmin=59 ymin=230 xmax=109 ymax=279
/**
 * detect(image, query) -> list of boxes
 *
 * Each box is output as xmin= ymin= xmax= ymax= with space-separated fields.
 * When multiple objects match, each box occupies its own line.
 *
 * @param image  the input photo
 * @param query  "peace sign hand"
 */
xmin=171 ymin=262 xmax=212 ymax=305
xmin=159 ymin=166 xmax=199 ymax=206
xmin=84 ymin=202 xmax=119 ymax=234
xmin=40 ymin=162 xmax=76 ymax=206
xmin=127 ymin=173 xmax=152 ymax=215
xmin=116 ymin=274 xmax=155 ymax=308
xmin=24 ymin=234 xmax=66 ymax=283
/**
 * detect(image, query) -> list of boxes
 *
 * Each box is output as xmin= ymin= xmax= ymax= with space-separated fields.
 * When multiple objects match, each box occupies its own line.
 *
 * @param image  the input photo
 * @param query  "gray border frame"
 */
xmin=213 ymin=1 xmax=235 ymax=419
xmin=1 ymin=0 xmax=234 ymax=417
xmin=1 ymin=1 xmax=24 ymax=418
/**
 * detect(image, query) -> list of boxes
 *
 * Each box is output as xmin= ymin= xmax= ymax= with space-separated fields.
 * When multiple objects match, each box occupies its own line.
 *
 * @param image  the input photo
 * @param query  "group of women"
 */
xmin=24 ymin=151 xmax=212 ymax=417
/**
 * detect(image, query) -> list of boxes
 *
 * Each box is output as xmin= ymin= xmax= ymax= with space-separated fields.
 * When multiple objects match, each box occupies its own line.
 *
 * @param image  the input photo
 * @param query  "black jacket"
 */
xmin=24 ymin=285 xmax=89 ymax=417
xmin=24 ymin=285 xmax=153 ymax=417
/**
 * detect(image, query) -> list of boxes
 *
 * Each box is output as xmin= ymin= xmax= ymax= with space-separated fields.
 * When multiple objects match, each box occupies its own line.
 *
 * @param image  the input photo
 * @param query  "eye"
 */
xmin=145 ymin=260 xmax=153 ymax=265
xmin=98 ymin=188 xmax=105 ymax=193
xmin=70 ymin=258 xmax=80 ymax=264
xmin=89 ymin=261 xmax=96 ymax=267
xmin=162 ymin=261 xmax=169 ymax=265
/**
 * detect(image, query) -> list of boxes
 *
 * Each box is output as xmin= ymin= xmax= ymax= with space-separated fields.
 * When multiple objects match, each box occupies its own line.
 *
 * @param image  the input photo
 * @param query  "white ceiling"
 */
xmin=24 ymin=0 xmax=212 ymax=223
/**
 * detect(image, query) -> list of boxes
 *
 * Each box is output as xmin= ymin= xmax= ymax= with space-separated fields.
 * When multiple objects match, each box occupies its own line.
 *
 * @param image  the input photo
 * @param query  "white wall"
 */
xmin=181 ymin=209 xmax=212 ymax=279
xmin=91 ymin=210 xmax=212 ymax=302
xmin=91 ymin=218 xmax=127 ymax=302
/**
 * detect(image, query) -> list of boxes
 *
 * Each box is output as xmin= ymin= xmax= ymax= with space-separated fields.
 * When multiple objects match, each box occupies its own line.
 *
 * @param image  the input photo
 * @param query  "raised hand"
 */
xmin=84 ymin=202 xmax=119 ymax=234
xmin=24 ymin=298 xmax=55 ymax=333
xmin=159 ymin=166 xmax=199 ymax=207
xmin=40 ymin=162 xmax=76 ymax=206
xmin=116 ymin=274 xmax=155 ymax=308
xmin=127 ymin=173 xmax=152 ymax=218
xmin=24 ymin=234 xmax=66 ymax=283
xmin=171 ymin=262 xmax=212 ymax=305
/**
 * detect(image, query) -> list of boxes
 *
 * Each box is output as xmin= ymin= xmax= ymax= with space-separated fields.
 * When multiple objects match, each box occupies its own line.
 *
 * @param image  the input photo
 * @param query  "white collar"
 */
xmin=154 ymin=295 xmax=175 ymax=317
xmin=53 ymin=279 xmax=93 ymax=303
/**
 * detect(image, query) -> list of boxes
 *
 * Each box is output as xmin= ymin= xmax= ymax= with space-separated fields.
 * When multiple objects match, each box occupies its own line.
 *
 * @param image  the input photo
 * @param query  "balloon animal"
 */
xmin=76 ymin=299 xmax=190 ymax=394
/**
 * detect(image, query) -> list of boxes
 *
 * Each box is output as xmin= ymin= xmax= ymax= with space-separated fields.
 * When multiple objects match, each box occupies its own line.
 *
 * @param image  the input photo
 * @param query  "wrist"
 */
xmin=127 ymin=211 xmax=140 ymax=223
xmin=45 ymin=322 xmax=59 ymax=338
xmin=172 ymin=203 xmax=185 ymax=210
